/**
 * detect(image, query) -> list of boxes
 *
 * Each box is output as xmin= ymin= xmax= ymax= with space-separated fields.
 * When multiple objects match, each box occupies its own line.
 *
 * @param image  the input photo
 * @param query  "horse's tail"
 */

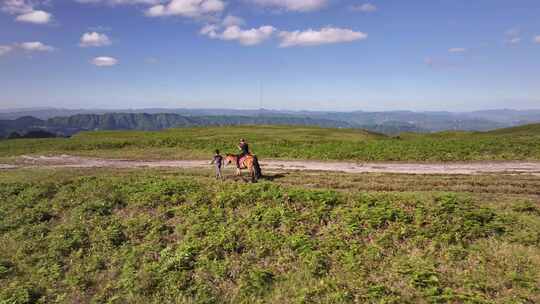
xmin=253 ymin=155 xmax=262 ymax=178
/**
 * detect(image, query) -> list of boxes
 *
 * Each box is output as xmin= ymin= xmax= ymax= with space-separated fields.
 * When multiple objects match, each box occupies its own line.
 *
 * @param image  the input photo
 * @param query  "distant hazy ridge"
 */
xmin=1 ymin=108 xmax=540 ymax=137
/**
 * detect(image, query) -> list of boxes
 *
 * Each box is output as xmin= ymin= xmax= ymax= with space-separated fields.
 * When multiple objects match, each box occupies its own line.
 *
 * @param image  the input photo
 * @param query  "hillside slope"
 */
xmin=484 ymin=123 xmax=540 ymax=135
xmin=1 ymin=124 xmax=540 ymax=161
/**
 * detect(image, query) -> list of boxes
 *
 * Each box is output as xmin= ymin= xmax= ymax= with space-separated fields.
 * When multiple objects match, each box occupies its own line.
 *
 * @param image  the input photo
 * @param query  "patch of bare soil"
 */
xmin=4 ymin=155 xmax=540 ymax=176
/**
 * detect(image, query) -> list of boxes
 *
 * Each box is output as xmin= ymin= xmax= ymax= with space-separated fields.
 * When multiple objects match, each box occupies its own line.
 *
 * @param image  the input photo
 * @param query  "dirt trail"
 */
xmin=2 ymin=155 xmax=540 ymax=176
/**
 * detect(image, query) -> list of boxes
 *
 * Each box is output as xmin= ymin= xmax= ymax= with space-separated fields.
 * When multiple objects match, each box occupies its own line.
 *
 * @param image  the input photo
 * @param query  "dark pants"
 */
xmin=215 ymin=165 xmax=222 ymax=179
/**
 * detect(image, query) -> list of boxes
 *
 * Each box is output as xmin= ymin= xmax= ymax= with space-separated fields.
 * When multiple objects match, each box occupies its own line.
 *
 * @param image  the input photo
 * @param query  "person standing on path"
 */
xmin=210 ymin=149 xmax=224 ymax=180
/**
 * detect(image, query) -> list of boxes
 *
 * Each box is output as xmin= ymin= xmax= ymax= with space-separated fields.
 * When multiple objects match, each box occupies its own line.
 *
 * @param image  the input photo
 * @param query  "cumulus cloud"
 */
xmin=221 ymin=25 xmax=275 ymax=45
xmin=200 ymin=24 xmax=220 ymax=37
xmin=222 ymin=14 xmax=244 ymax=27
xmin=0 ymin=41 xmax=55 ymax=56
xmin=201 ymin=24 xmax=276 ymax=45
xmin=146 ymin=0 xmax=225 ymax=18
xmin=0 ymin=45 xmax=13 ymax=56
xmin=79 ymin=32 xmax=112 ymax=47
xmin=448 ymin=48 xmax=466 ymax=53
xmin=278 ymin=27 xmax=367 ymax=47
xmin=534 ymin=36 xmax=540 ymax=44
xmin=2 ymin=1 xmax=52 ymax=24
xmin=92 ymin=56 xmax=118 ymax=66
xmin=15 ymin=10 xmax=51 ymax=24
xmin=18 ymin=41 xmax=54 ymax=51
xmin=1 ymin=0 xmax=34 ymax=14
xmin=350 ymin=3 xmax=377 ymax=13
xmin=0 ymin=41 xmax=54 ymax=56
xmin=250 ymin=0 xmax=328 ymax=12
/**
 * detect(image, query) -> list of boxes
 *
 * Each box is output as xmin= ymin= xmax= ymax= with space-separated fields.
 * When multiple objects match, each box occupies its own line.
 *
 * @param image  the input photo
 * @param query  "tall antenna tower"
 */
xmin=258 ymin=80 xmax=263 ymax=117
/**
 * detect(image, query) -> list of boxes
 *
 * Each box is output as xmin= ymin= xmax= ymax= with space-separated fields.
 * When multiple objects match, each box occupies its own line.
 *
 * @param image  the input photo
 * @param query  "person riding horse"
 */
xmin=237 ymin=138 xmax=250 ymax=168
xmin=223 ymin=138 xmax=262 ymax=182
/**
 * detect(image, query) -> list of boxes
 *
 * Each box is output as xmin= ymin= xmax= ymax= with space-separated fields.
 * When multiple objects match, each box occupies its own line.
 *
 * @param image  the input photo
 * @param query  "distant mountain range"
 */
xmin=1 ymin=108 xmax=539 ymax=138
xmin=0 ymin=113 xmax=356 ymax=138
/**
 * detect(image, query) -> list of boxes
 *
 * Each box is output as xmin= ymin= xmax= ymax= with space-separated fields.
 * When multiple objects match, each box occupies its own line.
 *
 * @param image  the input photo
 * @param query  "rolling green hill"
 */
xmin=1 ymin=124 xmax=539 ymax=161
xmin=1 ymin=124 xmax=539 ymax=302
xmin=484 ymin=123 xmax=540 ymax=135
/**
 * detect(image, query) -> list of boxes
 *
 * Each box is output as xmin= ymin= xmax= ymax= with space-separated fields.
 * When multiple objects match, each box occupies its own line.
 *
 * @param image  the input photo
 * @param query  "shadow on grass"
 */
xmin=223 ymin=173 xmax=289 ymax=183
xmin=260 ymin=173 xmax=289 ymax=181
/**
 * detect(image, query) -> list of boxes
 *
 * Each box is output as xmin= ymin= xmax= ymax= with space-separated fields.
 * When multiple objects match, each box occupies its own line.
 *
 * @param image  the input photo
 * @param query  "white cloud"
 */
xmin=18 ymin=41 xmax=54 ymax=51
xmin=350 ymin=3 xmax=377 ymax=13
xmin=92 ymin=56 xmax=119 ymax=66
xmin=2 ymin=1 xmax=52 ymax=24
xmin=146 ymin=0 xmax=225 ymax=18
xmin=0 ymin=46 xmax=13 ymax=56
xmin=222 ymin=14 xmax=244 ymax=27
xmin=221 ymin=25 xmax=275 ymax=45
xmin=199 ymin=15 xmax=247 ymax=39
xmin=15 ymin=10 xmax=51 ymax=23
xmin=200 ymin=24 xmax=220 ymax=37
xmin=1 ymin=0 xmax=34 ymax=14
xmin=279 ymin=27 xmax=367 ymax=47
xmin=0 ymin=41 xmax=55 ymax=56
xmin=534 ymin=36 xmax=540 ymax=44
xmin=80 ymin=32 xmax=112 ymax=47
xmin=250 ymin=0 xmax=328 ymax=12
xmin=448 ymin=48 xmax=466 ymax=53
xmin=201 ymin=24 xmax=276 ymax=46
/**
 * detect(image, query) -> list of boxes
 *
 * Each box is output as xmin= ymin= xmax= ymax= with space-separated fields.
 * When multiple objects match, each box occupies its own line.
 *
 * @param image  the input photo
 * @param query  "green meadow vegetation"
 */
xmin=1 ymin=124 xmax=540 ymax=161
xmin=1 ymin=124 xmax=539 ymax=303
xmin=1 ymin=168 xmax=539 ymax=303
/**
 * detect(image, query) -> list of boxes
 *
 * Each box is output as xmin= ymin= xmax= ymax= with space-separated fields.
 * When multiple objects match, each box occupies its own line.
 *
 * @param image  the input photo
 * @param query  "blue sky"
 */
xmin=1 ymin=0 xmax=539 ymax=111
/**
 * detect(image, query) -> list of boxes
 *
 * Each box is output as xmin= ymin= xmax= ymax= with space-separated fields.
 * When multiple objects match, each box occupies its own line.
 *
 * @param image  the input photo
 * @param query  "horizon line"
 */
xmin=2 ymin=107 xmax=540 ymax=114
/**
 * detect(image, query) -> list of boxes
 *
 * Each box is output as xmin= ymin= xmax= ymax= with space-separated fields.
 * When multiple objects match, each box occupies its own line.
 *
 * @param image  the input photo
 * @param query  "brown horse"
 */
xmin=224 ymin=154 xmax=262 ymax=182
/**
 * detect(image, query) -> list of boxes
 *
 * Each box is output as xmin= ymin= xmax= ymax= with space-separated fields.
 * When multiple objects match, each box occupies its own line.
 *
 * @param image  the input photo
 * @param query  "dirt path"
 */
xmin=2 ymin=155 xmax=540 ymax=176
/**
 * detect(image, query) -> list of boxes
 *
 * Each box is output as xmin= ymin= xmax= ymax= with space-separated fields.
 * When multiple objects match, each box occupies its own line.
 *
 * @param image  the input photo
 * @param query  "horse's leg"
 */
xmin=245 ymin=159 xmax=255 ymax=182
xmin=249 ymin=165 xmax=256 ymax=183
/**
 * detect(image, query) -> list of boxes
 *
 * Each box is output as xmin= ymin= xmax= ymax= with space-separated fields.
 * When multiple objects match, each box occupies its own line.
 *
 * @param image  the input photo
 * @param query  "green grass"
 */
xmin=1 ymin=168 xmax=539 ymax=303
xmin=1 ymin=124 xmax=540 ymax=161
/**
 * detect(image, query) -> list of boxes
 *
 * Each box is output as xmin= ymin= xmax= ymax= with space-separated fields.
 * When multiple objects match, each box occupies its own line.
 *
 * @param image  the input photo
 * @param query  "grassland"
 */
xmin=1 ymin=168 xmax=540 ymax=303
xmin=1 ymin=124 xmax=540 ymax=303
xmin=1 ymin=124 xmax=540 ymax=161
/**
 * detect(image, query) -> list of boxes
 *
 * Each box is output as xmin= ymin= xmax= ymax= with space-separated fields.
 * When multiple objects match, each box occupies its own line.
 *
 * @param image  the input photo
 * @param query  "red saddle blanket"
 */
xmin=238 ymin=155 xmax=250 ymax=168
xmin=238 ymin=155 xmax=249 ymax=165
